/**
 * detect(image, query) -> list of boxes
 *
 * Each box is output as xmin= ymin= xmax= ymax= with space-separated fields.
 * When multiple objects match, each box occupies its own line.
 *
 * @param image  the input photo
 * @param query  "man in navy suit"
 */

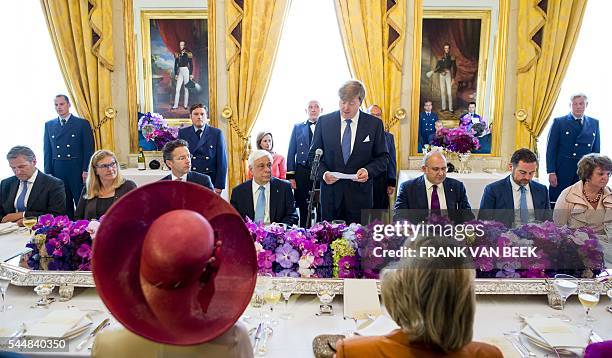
xmin=546 ymin=93 xmax=600 ymax=204
xmin=1 ymin=146 xmax=65 ymax=225
xmin=394 ymin=151 xmax=473 ymax=223
xmin=367 ymin=105 xmax=397 ymax=209
xmin=43 ymin=94 xmax=94 ymax=219
xmin=160 ymin=139 xmax=213 ymax=190
xmin=178 ymin=103 xmax=228 ymax=194
xmin=308 ymin=80 xmax=389 ymax=224
xmin=287 ymin=100 xmax=322 ymax=227
xmin=479 ymin=148 xmax=551 ymax=227
xmin=230 ymin=150 xmax=298 ymax=226
xmin=417 ymin=100 xmax=439 ymax=152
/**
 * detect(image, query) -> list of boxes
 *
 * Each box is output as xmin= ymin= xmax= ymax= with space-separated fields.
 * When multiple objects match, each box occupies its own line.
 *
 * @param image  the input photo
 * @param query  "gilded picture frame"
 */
xmin=410 ymin=4 xmax=508 ymax=156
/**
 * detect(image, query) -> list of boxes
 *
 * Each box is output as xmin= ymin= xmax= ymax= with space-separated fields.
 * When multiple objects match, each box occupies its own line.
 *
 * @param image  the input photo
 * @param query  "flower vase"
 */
xmin=457 ymin=153 xmax=472 ymax=173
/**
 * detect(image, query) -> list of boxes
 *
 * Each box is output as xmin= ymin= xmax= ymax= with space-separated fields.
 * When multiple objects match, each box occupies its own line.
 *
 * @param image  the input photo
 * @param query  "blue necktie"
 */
xmin=16 ymin=181 xmax=28 ymax=212
xmin=254 ymin=185 xmax=266 ymax=223
xmin=519 ymin=186 xmax=529 ymax=224
xmin=342 ymin=119 xmax=352 ymax=164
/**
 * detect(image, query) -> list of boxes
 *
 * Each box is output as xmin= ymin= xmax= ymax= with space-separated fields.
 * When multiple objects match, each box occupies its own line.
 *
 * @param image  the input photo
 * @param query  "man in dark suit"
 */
xmin=479 ymin=148 xmax=551 ymax=227
xmin=1 ymin=146 xmax=66 ymax=225
xmin=546 ymin=93 xmax=600 ymax=204
xmin=418 ymin=100 xmax=439 ymax=152
xmin=230 ymin=150 xmax=298 ymax=226
xmin=178 ymin=103 xmax=228 ymax=194
xmin=287 ymin=100 xmax=322 ymax=227
xmin=394 ymin=151 xmax=473 ymax=223
xmin=160 ymin=139 xmax=214 ymax=190
xmin=367 ymin=105 xmax=397 ymax=209
xmin=308 ymin=80 xmax=389 ymax=224
xmin=43 ymin=94 xmax=94 ymax=219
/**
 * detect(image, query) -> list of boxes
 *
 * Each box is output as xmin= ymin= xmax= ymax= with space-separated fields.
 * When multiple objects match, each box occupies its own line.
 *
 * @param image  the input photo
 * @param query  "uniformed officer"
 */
xmin=172 ymin=41 xmax=194 ymax=110
xmin=43 ymin=94 xmax=94 ymax=219
xmin=177 ymin=103 xmax=228 ymax=194
xmin=368 ymin=105 xmax=397 ymax=210
xmin=418 ymin=100 xmax=439 ymax=152
xmin=287 ymin=100 xmax=322 ymax=227
xmin=433 ymin=43 xmax=456 ymax=112
xmin=546 ymin=93 xmax=600 ymax=204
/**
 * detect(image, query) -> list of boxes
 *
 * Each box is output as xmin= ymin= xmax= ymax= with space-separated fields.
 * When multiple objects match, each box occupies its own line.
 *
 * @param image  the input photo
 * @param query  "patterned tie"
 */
xmin=254 ymin=186 xmax=266 ymax=222
xmin=60 ymin=118 xmax=66 ymax=126
xmin=431 ymin=185 xmax=441 ymax=216
xmin=195 ymin=129 xmax=202 ymax=138
xmin=16 ymin=181 xmax=28 ymax=212
xmin=342 ymin=119 xmax=352 ymax=164
xmin=519 ymin=186 xmax=529 ymax=224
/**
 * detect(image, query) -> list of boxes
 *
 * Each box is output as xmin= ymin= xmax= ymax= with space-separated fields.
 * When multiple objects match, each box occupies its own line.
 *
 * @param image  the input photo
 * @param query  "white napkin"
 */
xmin=0 ymin=222 xmax=19 ymax=235
xmin=343 ymin=279 xmax=381 ymax=319
xmin=27 ymin=309 xmax=93 ymax=338
xmin=521 ymin=315 xmax=590 ymax=349
xmin=356 ymin=313 xmax=399 ymax=336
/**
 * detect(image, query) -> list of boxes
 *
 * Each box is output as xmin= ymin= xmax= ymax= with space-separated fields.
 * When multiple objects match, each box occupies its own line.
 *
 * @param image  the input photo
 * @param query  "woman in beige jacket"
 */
xmin=553 ymin=154 xmax=612 ymax=234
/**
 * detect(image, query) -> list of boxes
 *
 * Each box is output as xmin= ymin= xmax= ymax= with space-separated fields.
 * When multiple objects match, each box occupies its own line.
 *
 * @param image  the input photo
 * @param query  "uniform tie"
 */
xmin=195 ymin=129 xmax=202 ymax=138
xmin=254 ymin=186 xmax=266 ymax=222
xmin=519 ymin=186 xmax=529 ymax=224
xmin=431 ymin=184 xmax=441 ymax=216
xmin=342 ymin=119 xmax=352 ymax=164
xmin=16 ymin=181 xmax=28 ymax=212
xmin=60 ymin=118 xmax=67 ymax=126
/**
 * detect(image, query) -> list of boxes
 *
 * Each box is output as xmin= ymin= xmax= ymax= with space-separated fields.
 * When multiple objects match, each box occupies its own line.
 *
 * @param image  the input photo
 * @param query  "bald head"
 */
xmin=422 ymin=151 xmax=447 ymax=185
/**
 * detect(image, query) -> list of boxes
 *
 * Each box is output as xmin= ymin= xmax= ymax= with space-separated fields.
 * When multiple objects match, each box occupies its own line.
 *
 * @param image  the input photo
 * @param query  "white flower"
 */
xmin=254 ymin=241 xmax=263 ymax=253
xmin=571 ymin=231 xmax=589 ymax=245
xmin=86 ymin=220 xmax=100 ymax=240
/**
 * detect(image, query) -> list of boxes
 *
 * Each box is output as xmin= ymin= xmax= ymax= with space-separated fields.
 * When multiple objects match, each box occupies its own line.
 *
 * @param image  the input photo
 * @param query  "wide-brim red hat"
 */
xmin=92 ymin=181 xmax=257 ymax=345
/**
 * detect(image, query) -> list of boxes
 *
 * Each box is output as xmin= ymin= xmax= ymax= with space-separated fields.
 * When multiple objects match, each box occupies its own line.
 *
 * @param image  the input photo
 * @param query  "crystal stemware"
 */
xmin=316 ymin=282 xmax=335 ymax=315
xmin=578 ymin=281 xmax=602 ymax=325
xmin=277 ymin=277 xmax=297 ymax=320
xmin=552 ymin=274 xmax=578 ymax=310
xmin=33 ymin=284 xmax=55 ymax=308
xmin=0 ymin=273 xmax=12 ymax=312
xmin=22 ymin=216 xmax=37 ymax=235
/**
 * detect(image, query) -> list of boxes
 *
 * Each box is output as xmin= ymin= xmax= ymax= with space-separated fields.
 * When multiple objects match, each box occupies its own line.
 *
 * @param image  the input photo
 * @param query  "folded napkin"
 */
xmin=27 ymin=309 xmax=93 ymax=338
xmin=0 ymin=222 xmax=18 ymax=235
xmin=356 ymin=313 xmax=399 ymax=336
xmin=521 ymin=315 xmax=590 ymax=349
xmin=479 ymin=337 xmax=522 ymax=358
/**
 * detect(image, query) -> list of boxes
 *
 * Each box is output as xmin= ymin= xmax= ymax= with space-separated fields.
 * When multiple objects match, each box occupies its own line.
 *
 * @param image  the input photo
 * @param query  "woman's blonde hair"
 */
xmin=381 ymin=237 xmax=476 ymax=353
xmin=85 ymin=150 xmax=125 ymax=199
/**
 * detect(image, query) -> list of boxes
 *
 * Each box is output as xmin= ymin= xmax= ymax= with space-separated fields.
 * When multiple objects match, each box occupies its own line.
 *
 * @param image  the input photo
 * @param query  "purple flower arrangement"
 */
xmin=25 ymin=214 xmax=94 ymax=271
xmin=444 ymin=127 xmax=480 ymax=154
xmin=138 ymin=112 xmax=178 ymax=150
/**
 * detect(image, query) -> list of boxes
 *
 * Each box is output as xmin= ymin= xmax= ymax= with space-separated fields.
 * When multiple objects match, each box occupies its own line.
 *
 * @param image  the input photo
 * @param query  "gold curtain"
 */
xmin=225 ymin=0 xmax=291 ymax=191
xmin=40 ymin=0 xmax=115 ymax=151
xmin=515 ymin=0 xmax=587 ymax=150
xmin=334 ymin=0 xmax=406 ymax=157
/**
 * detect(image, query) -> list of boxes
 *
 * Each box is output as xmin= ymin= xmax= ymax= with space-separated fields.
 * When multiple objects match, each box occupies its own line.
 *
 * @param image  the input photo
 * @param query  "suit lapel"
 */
xmin=348 ymin=112 xmax=369 ymax=164
xmin=269 ymin=178 xmax=279 ymax=222
xmin=246 ymin=181 xmax=255 ymax=220
xmin=7 ymin=178 xmax=19 ymax=211
xmin=194 ymin=125 xmax=208 ymax=152
xmin=417 ymin=176 xmax=428 ymax=209
xmin=504 ymin=176 xmax=515 ymax=210
xmin=443 ymin=180 xmax=455 ymax=210
xmin=56 ymin=117 xmax=74 ymax=141
xmin=26 ymin=174 xmax=43 ymax=211
xmin=329 ymin=113 xmax=342 ymax=165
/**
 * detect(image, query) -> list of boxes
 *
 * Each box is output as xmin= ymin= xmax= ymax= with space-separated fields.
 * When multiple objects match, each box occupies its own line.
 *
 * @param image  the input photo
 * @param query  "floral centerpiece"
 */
xmin=138 ymin=112 xmax=178 ymax=150
xmin=25 ymin=215 xmax=96 ymax=271
xmin=444 ymin=127 xmax=480 ymax=154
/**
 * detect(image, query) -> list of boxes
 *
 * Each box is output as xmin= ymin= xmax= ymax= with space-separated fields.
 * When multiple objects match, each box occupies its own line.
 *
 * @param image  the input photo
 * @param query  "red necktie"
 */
xmin=431 ymin=185 xmax=441 ymax=216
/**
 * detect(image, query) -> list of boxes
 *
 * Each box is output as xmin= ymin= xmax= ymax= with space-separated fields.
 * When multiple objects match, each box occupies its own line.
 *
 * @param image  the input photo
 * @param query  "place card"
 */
xmin=343 ymin=279 xmax=381 ymax=319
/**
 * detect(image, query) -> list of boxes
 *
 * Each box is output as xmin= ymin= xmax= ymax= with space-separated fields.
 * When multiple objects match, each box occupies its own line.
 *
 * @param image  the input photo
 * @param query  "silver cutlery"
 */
xmin=504 ymin=334 xmax=528 ymax=358
xmin=76 ymin=318 xmax=110 ymax=351
xmin=10 ymin=323 xmax=26 ymax=339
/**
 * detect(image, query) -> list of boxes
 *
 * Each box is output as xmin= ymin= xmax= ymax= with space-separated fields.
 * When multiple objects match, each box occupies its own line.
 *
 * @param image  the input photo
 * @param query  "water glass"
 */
xmin=316 ymin=282 xmax=336 ymax=315
xmin=277 ymin=277 xmax=297 ymax=320
xmin=552 ymin=274 xmax=578 ymax=310
xmin=0 ymin=273 xmax=12 ymax=312
xmin=33 ymin=284 xmax=55 ymax=308
xmin=253 ymin=274 xmax=272 ymax=320
xmin=263 ymin=283 xmax=281 ymax=327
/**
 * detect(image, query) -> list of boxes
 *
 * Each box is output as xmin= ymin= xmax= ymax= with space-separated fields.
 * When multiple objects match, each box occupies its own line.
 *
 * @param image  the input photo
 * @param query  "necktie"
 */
xmin=60 ymin=118 xmax=66 ymax=126
xmin=431 ymin=185 xmax=441 ymax=216
xmin=195 ymin=129 xmax=202 ymax=138
xmin=254 ymin=186 xmax=266 ymax=222
xmin=575 ymin=117 xmax=582 ymax=127
xmin=342 ymin=119 xmax=352 ymax=164
xmin=16 ymin=181 xmax=28 ymax=212
xmin=173 ymin=178 xmax=182 ymax=181
xmin=308 ymin=122 xmax=315 ymax=143
xmin=519 ymin=186 xmax=529 ymax=224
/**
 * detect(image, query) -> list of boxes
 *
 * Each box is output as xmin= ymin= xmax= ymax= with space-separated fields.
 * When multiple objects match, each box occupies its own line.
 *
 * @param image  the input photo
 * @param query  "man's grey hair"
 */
xmin=7 ymin=146 xmax=36 ymax=162
xmin=422 ymin=150 xmax=447 ymax=167
xmin=570 ymin=93 xmax=588 ymax=102
xmin=338 ymin=80 xmax=366 ymax=103
xmin=248 ymin=149 xmax=273 ymax=168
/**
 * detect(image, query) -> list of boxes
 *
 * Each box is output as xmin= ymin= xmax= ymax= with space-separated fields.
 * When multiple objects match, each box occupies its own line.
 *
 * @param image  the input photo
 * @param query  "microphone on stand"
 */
xmin=310 ymin=148 xmax=323 ymax=181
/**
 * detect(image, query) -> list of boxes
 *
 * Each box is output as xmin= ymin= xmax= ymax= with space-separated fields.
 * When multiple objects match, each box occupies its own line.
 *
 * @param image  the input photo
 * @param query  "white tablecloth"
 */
xmin=0 ymin=231 xmax=31 ymax=262
xmin=121 ymin=168 xmax=169 ymax=187
xmin=398 ymin=170 xmax=507 ymax=209
xmin=0 ymin=285 xmax=610 ymax=357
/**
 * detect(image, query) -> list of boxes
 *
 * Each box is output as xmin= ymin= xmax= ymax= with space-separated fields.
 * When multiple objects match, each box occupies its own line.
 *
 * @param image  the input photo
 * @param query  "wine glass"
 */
xmin=0 ymin=273 xmax=12 ymax=312
xmin=263 ymin=282 xmax=281 ymax=327
xmin=23 ymin=216 xmax=37 ymax=235
xmin=578 ymin=281 xmax=602 ymax=326
xmin=252 ymin=274 xmax=272 ymax=321
xmin=277 ymin=277 xmax=297 ymax=320
xmin=552 ymin=274 xmax=578 ymax=310
xmin=316 ymin=282 xmax=336 ymax=315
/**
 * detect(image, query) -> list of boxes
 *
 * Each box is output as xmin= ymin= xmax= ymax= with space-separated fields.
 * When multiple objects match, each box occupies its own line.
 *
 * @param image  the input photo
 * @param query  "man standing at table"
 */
xmin=178 ymin=103 xmax=228 ymax=194
xmin=367 ymin=104 xmax=397 ymax=210
xmin=479 ymin=148 xmax=551 ymax=227
xmin=546 ymin=93 xmax=600 ymax=205
xmin=287 ymin=99 xmax=322 ymax=227
xmin=394 ymin=150 xmax=473 ymax=224
xmin=1 ymin=146 xmax=66 ymax=225
xmin=160 ymin=139 xmax=214 ymax=190
xmin=43 ymin=94 xmax=94 ymax=219
xmin=308 ymin=80 xmax=389 ymax=224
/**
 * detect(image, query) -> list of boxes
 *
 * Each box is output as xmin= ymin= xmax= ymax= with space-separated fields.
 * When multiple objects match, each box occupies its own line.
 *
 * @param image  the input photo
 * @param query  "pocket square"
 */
xmin=363 ymin=135 xmax=370 ymax=143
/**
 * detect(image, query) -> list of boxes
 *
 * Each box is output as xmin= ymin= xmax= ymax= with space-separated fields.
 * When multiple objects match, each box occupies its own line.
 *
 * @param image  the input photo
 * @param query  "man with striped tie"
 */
xmin=230 ymin=150 xmax=298 ymax=226
xmin=0 ymin=146 xmax=66 ymax=226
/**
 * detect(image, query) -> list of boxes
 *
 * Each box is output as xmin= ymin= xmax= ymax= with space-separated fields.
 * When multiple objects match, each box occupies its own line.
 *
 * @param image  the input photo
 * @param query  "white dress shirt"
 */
xmin=424 ymin=175 xmax=447 ymax=210
xmin=509 ymin=176 xmax=534 ymax=223
xmin=340 ymin=111 xmax=360 ymax=154
xmin=252 ymin=180 xmax=271 ymax=224
xmin=59 ymin=113 xmax=72 ymax=124
xmin=14 ymin=169 xmax=38 ymax=213
xmin=171 ymin=173 xmax=187 ymax=181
